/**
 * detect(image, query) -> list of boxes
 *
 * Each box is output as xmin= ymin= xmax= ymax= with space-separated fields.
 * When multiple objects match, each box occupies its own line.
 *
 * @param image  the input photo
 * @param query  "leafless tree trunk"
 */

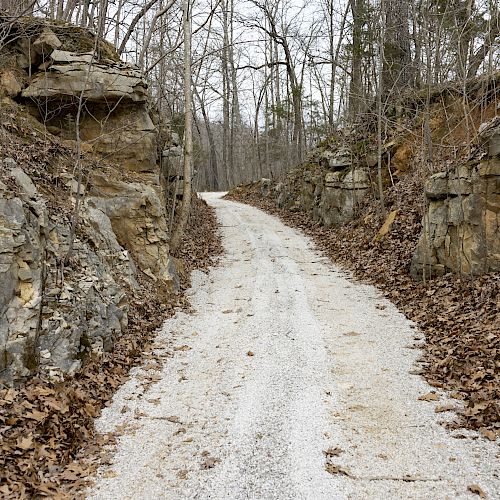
xmin=382 ymin=0 xmax=412 ymax=95
xmin=170 ymin=0 xmax=192 ymax=253
xmin=349 ymin=0 xmax=365 ymax=122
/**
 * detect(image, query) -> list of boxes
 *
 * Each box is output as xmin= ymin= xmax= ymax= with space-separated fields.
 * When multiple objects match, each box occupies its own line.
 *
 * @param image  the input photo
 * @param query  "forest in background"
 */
xmin=1 ymin=0 xmax=498 ymax=191
xmin=0 ymin=0 xmax=499 ymax=496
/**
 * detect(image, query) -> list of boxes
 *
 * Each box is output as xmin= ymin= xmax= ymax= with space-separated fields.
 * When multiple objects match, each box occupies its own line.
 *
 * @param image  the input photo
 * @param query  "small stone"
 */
xmin=18 ymin=282 xmax=35 ymax=303
xmin=18 ymin=266 xmax=32 ymax=281
xmin=0 ymin=71 xmax=22 ymax=97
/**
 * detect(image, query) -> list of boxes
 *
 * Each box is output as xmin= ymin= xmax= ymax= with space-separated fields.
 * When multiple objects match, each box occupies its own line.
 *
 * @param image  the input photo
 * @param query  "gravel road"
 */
xmin=88 ymin=193 xmax=499 ymax=500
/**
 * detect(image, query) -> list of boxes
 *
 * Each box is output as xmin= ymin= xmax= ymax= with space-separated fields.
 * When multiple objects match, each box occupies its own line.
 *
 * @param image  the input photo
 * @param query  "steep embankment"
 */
xmin=0 ymin=17 xmax=222 ymax=497
xmin=229 ymin=75 xmax=499 ymax=435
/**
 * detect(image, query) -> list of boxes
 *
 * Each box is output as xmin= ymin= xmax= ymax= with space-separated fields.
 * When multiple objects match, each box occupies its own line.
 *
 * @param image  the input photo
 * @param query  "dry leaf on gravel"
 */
xmin=200 ymin=457 xmax=220 ymax=470
xmin=166 ymin=416 xmax=181 ymax=424
xmin=325 ymin=464 xmax=352 ymax=477
xmin=228 ymin=166 xmax=499 ymax=433
xmin=468 ymin=484 xmax=487 ymax=497
xmin=324 ymin=447 xmax=343 ymax=457
xmin=479 ymin=428 xmax=497 ymax=441
xmin=344 ymin=331 xmax=361 ymax=337
xmin=174 ymin=345 xmax=192 ymax=352
xmin=434 ymin=404 xmax=455 ymax=413
xmin=0 ymin=193 xmax=223 ymax=497
xmin=418 ymin=392 xmax=440 ymax=402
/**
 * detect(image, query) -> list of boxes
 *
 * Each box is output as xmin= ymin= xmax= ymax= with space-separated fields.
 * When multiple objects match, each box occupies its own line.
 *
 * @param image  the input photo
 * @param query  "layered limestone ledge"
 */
xmin=411 ymin=158 xmax=500 ymax=278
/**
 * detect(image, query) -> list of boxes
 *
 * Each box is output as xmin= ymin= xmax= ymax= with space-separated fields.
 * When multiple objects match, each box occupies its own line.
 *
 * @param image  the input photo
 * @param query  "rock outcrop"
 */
xmin=20 ymin=47 xmax=156 ymax=173
xmin=411 ymin=154 xmax=499 ymax=278
xmin=273 ymin=162 xmax=373 ymax=228
xmin=0 ymin=18 xmax=178 ymax=383
xmin=0 ymin=158 xmax=130 ymax=381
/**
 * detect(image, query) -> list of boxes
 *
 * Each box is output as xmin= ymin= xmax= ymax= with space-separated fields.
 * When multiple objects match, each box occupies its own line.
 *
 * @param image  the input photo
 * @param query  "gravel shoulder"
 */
xmin=88 ymin=193 xmax=499 ymax=500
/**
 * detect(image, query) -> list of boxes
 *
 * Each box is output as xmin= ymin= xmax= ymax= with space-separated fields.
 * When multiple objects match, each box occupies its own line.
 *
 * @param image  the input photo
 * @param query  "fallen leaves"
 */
xmin=174 ymin=345 xmax=192 ymax=352
xmin=418 ymin=392 xmax=440 ymax=402
xmin=324 ymin=447 xmax=343 ymax=458
xmin=200 ymin=451 xmax=220 ymax=470
xmin=166 ymin=416 xmax=181 ymax=424
xmin=478 ymin=428 xmax=497 ymax=441
xmin=343 ymin=331 xmax=361 ymax=337
xmin=434 ymin=404 xmax=455 ymax=413
xmin=468 ymin=484 xmax=487 ymax=498
xmin=0 ymin=196 xmax=223 ymax=497
xmin=324 ymin=446 xmax=350 ymax=476
xmin=325 ymin=464 xmax=352 ymax=477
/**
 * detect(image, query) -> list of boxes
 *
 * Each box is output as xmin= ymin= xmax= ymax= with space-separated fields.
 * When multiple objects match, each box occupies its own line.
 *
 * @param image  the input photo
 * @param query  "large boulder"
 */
xmin=20 ymin=50 xmax=156 ymax=172
xmin=320 ymin=167 xmax=372 ymax=226
xmin=0 ymin=70 xmax=22 ymax=97
xmin=22 ymin=50 xmax=148 ymax=102
xmin=79 ymin=103 xmax=157 ymax=173
xmin=88 ymin=173 xmax=178 ymax=288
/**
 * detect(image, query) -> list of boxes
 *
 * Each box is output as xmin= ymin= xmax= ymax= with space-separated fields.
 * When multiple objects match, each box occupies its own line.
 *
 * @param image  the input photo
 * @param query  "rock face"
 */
xmin=274 ymin=164 xmax=373 ymax=227
xmin=411 ymin=118 xmax=500 ymax=279
xmin=20 ymin=48 xmax=156 ymax=173
xmin=0 ymin=19 xmax=178 ymax=384
xmin=89 ymin=174 xmax=175 ymax=283
xmin=0 ymin=158 xmax=138 ymax=382
xmin=411 ymin=158 xmax=500 ymax=278
xmin=22 ymin=50 xmax=148 ymax=102
xmin=320 ymin=168 xmax=371 ymax=226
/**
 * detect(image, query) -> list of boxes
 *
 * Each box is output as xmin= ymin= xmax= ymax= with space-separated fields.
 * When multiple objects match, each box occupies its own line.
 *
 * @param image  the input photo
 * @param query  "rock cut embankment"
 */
xmin=0 ymin=17 xmax=179 ymax=383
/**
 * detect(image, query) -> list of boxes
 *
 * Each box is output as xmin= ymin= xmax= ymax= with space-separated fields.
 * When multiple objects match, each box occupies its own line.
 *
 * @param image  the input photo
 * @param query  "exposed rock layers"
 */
xmin=0 ymin=19 xmax=177 ymax=383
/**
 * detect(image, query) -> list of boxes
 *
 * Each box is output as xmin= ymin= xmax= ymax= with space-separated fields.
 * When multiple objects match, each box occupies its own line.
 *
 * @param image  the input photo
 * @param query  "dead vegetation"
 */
xmin=0 ymin=194 xmax=222 ymax=499
xmin=228 ymin=177 xmax=499 ymax=435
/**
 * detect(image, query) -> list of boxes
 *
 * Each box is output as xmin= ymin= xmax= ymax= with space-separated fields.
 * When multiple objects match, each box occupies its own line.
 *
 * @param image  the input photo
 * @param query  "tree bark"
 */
xmin=349 ymin=0 xmax=364 ymax=123
xmin=169 ymin=0 xmax=192 ymax=254
xmin=382 ymin=0 xmax=412 ymax=95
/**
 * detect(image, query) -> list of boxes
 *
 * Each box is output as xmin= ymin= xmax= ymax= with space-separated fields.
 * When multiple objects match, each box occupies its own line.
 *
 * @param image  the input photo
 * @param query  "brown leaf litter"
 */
xmin=0 ymin=195 xmax=223 ymax=498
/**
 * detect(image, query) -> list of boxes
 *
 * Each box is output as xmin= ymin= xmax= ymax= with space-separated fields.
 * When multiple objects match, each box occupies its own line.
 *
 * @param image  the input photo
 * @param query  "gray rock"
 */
xmin=411 ymin=159 xmax=500 ymax=278
xmin=489 ymin=129 xmax=500 ymax=157
xmin=8 ymin=167 xmax=38 ymax=199
xmin=22 ymin=52 xmax=148 ymax=103
xmin=33 ymin=28 xmax=62 ymax=56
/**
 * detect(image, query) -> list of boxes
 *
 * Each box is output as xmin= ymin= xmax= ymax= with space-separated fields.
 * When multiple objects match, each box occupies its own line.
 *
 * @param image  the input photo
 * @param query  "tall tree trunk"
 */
xmin=221 ymin=0 xmax=232 ymax=187
xmin=169 ymin=0 xmax=192 ymax=254
xmin=328 ymin=0 xmax=349 ymax=130
xmin=194 ymin=88 xmax=219 ymax=191
xmin=382 ymin=0 xmax=412 ymax=95
xmin=376 ymin=0 xmax=386 ymax=214
xmin=349 ymin=0 xmax=365 ymax=123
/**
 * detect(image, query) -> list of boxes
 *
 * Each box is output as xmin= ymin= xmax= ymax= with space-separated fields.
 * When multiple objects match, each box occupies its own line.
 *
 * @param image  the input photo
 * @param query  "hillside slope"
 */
xmin=0 ymin=18 xmax=222 ymax=497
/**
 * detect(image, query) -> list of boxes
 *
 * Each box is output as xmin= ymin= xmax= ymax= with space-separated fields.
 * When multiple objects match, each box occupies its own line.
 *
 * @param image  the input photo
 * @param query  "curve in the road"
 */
xmin=88 ymin=193 xmax=499 ymax=500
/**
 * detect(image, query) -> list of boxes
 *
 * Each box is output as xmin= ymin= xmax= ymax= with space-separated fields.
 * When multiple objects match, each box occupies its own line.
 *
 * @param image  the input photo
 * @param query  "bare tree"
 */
xmin=170 ymin=0 xmax=192 ymax=253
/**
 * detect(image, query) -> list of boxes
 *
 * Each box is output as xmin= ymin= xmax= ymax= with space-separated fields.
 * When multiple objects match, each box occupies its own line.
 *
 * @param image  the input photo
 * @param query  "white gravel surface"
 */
xmin=88 ymin=193 xmax=499 ymax=500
